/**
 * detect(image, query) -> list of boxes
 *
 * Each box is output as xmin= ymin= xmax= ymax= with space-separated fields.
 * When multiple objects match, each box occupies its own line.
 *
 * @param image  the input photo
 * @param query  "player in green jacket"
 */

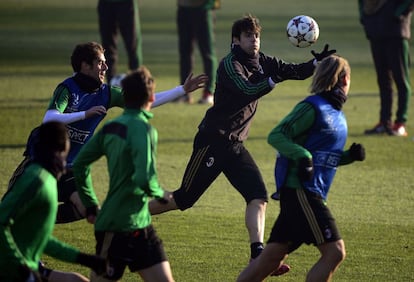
xmin=73 ymin=67 xmax=174 ymax=281
xmin=0 ymin=122 xmax=105 ymax=281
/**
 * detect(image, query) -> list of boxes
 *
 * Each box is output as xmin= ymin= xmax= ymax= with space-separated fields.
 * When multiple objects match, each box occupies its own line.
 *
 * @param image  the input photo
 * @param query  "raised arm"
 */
xmin=152 ymin=73 xmax=208 ymax=107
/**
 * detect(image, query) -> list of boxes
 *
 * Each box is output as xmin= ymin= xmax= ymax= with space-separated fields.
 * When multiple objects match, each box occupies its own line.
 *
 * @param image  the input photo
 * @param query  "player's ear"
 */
xmin=344 ymin=73 xmax=351 ymax=89
xmin=80 ymin=61 xmax=92 ymax=72
xmin=148 ymin=92 xmax=155 ymax=103
xmin=340 ymin=73 xmax=350 ymax=86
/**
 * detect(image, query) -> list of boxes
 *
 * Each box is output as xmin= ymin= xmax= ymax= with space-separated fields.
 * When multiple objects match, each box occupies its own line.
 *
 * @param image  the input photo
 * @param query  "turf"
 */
xmin=0 ymin=0 xmax=413 ymax=281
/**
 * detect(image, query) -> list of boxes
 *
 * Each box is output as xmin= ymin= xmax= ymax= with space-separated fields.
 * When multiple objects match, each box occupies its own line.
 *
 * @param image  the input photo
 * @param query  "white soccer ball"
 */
xmin=286 ymin=15 xmax=319 ymax=48
xmin=109 ymin=73 xmax=126 ymax=87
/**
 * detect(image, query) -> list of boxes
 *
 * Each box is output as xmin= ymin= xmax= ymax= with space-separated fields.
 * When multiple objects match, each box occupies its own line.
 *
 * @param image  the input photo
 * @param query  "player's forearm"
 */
xmin=152 ymin=86 xmax=185 ymax=108
xmin=44 ymin=236 xmax=79 ymax=263
xmin=0 ymin=225 xmax=27 ymax=266
xmin=43 ymin=109 xmax=85 ymax=124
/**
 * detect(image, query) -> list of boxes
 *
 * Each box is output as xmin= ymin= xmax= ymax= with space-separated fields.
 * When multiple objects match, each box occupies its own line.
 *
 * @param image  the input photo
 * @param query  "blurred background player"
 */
xmin=176 ymin=0 xmax=219 ymax=104
xmin=98 ymin=0 xmax=143 ymax=84
xmin=73 ymin=67 xmax=175 ymax=282
xmin=360 ymin=0 xmax=414 ymax=136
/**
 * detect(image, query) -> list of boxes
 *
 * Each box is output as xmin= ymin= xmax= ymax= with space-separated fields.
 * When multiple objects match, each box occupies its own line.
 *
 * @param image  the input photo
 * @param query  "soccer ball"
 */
xmin=286 ymin=15 xmax=319 ymax=48
xmin=109 ymin=73 xmax=126 ymax=87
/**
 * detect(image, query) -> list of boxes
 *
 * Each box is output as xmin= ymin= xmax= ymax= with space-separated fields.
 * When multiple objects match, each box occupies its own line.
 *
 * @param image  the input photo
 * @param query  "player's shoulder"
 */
xmin=18 ymin=163 xmax=55 ymax=191
xmin=109 ymin=84 xmax=122 ymax=96
xmin=54 ymin=82 xmax=71 ymax=95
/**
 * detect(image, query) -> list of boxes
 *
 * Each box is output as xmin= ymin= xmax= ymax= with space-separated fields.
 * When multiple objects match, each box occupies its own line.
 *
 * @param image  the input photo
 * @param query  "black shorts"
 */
xmin=267 ymin=187 xmax=341 ymax=253
xmin=57 ymin=169 xmax=76 ymax=202
xmin=94 ymin=225 xmax=167 ymax=280
xmin=173 ymin=131 xmax=268 ymax=210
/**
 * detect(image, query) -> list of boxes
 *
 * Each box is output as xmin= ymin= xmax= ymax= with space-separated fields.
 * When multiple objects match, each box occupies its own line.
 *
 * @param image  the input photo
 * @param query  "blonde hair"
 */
xmin=310 ymin=55 xmax=350 ymax=94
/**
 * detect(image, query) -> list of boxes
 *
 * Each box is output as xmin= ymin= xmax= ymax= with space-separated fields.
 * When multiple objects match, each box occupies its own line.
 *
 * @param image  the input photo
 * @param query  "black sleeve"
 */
xmin=261 ymin=53 xmax=315 ymax=82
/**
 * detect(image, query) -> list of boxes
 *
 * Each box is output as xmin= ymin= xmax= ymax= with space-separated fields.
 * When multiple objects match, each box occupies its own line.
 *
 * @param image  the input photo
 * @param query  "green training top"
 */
xmin=73 ymin=108 xmax=164 ymax=232
xmin=0 ymin=163 xmax=80 ymax=280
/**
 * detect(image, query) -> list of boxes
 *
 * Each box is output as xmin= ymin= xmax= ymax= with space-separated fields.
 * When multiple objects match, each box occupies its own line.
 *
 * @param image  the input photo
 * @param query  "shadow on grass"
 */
xmin=159 ymin=135 xmax=270 ymax=144
xmin=266 ymin=92 xmax=378 ymax=101
xmin=0 ymin=98 xmax=50 ymax=109
xmin=159 ymin=138 xmax=194 ymax=144
xmin=0 ymin=144 xmax=25 ymax=149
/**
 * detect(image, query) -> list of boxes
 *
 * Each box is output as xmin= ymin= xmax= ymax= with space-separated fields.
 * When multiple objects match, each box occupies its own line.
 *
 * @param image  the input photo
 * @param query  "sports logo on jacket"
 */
xmin=206 ymin=157 xmax=214 ymax=167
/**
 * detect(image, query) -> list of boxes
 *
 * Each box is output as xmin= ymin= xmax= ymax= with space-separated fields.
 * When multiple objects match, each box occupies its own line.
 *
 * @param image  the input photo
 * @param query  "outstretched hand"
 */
xmin=183 ymin=73 xmax=209 ymax=93
xmin=311 ymin=44 xmax=336 ymax=61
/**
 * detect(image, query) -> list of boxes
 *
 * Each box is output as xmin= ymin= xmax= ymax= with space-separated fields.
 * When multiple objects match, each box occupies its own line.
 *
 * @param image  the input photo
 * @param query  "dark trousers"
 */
xmin=98 ymin=0 xmax=142 ymax=82
xmin=177 ymin=7 xmax=217 ymax=95
xmin=370 ymin=38 xmax=412 ymax=124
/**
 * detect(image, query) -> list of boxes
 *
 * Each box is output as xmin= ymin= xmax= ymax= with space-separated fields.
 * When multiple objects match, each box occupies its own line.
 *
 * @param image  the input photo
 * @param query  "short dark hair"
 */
xmin=31 ymin=122 xmax=69 ymax=178
xmin=231 ymin=15 xmax=262 ymax=42
xmin=121 ymin=66 xmax=155 ymax=108
xmin=71 ymin=42 xmax=105 ymax=72
xmin=37 ymin=122 xmax=68 ymax=154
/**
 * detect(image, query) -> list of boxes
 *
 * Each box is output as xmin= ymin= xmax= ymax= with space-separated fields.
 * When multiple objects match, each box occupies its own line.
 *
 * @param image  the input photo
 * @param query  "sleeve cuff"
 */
xmin=268 ymin=77 xmax=277 ymax=88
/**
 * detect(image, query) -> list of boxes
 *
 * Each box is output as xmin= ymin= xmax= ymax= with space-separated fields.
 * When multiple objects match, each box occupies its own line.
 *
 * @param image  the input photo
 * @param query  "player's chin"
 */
xmin=249 ymin=48 xmax=259 ymax=56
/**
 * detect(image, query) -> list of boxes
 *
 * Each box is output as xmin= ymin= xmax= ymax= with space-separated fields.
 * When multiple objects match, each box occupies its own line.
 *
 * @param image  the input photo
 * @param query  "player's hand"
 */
xmin=85 ymin=206 xmax=99 ymax=224
xmin=85 ymin=105 xmax=107 ymax=119
xmin=311 ymin=44 xmax=336 ymax=61
xmin=349 ymin=142 xmax=365 ymax=161
xmin=183 ymin=73 xmax=208 ymax=93
xmin=297 ymin=158 xmax=314 ymax=182
xmin=86 ymin=214 xmax=97 ymax=224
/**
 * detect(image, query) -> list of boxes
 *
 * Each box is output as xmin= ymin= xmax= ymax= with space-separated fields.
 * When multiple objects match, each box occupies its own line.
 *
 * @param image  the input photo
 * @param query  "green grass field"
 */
xmin=1 ymin=0 xmax=414 ymax=281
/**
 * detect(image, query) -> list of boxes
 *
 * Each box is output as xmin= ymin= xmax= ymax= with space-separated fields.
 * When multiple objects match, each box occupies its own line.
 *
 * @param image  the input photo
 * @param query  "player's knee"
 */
xmin=326 ymin=240 xmax=346 ymax=265
xmin=336 ymin=242 xmax=346 ymax=263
